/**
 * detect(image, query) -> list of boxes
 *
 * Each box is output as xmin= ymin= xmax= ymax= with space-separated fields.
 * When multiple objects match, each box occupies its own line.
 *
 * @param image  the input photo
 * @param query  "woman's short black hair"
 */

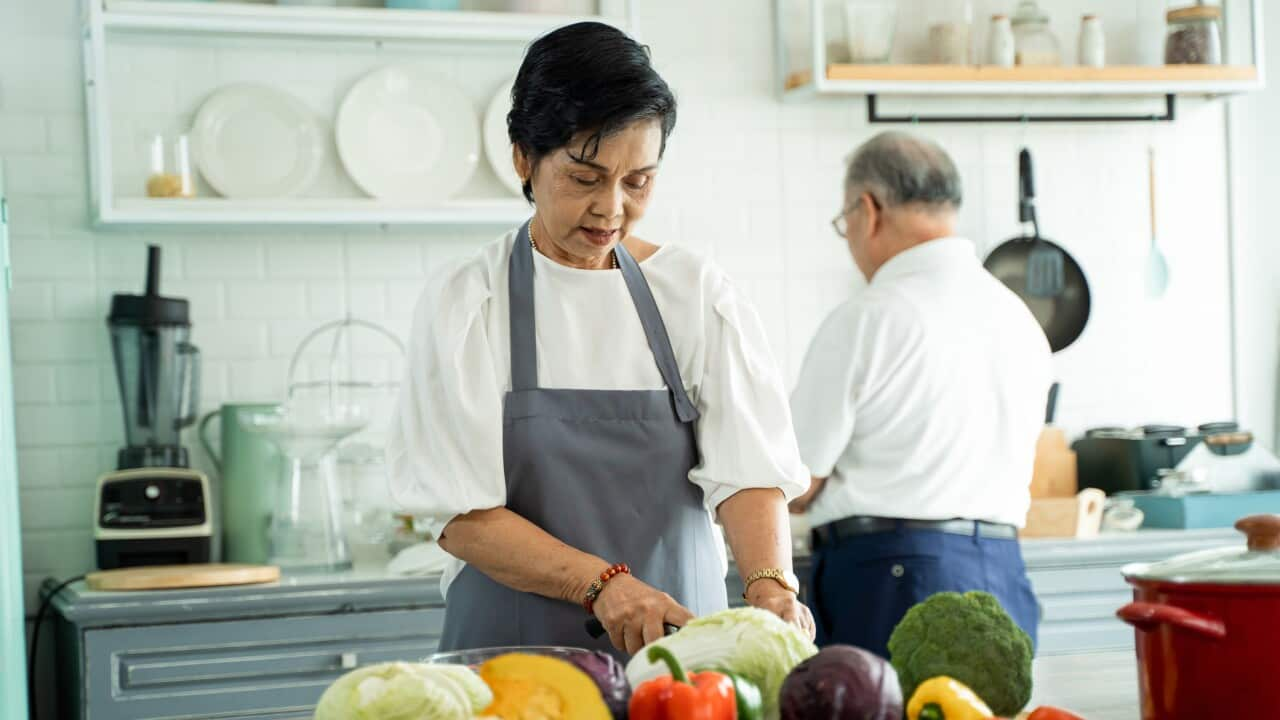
xmin=508 ymin=21 xmax=677 ymax=202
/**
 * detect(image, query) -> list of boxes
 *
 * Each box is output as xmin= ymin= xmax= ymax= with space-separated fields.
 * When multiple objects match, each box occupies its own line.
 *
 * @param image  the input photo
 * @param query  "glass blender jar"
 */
xmin=108 ymin=245 xmax=201 ymax=469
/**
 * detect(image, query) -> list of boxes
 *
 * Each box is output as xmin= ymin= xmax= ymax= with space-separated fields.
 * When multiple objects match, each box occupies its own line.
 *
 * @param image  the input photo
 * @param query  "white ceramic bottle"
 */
xmin=987 ymin=14 xmax=1015 ymax=67
xmin=1079 ymin=14 xmax=1106 ymax=68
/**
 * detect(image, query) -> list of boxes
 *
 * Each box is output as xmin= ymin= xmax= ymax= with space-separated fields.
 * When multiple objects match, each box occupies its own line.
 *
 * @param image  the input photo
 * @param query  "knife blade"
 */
xmin=584 ymin=617 xmax=681 ymax=639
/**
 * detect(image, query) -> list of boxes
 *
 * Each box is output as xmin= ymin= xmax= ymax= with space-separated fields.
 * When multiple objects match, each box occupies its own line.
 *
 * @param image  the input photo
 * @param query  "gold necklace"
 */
xmin=529 ymin=220 xmax=618 ymax=270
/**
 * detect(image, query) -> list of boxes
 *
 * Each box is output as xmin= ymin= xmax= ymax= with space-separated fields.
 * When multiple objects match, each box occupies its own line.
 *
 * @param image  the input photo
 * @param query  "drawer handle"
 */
xmin=340 ymin=652 xmax=359 ymax=669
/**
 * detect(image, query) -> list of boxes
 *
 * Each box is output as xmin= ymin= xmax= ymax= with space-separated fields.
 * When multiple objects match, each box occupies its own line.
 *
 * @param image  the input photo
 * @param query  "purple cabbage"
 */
xmin=567 ymin=650 xmax=630 ymax=719
xmin=779 ymin=645 xmax=903 ymax=720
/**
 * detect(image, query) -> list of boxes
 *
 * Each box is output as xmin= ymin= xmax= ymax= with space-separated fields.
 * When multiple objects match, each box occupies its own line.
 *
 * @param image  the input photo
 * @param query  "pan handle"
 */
xmin=1117 ymin=602 xmax=1226 ymax=639
xmin=1020 ymin=148 xmax=1035 ymax=202
xmin=1018 ymin=149 xmax=1040 ymax=237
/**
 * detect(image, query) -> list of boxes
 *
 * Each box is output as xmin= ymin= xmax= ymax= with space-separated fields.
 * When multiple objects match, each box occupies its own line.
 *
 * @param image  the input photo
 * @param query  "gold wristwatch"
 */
xmin=742 ymin=568 xmax=800 ymax=599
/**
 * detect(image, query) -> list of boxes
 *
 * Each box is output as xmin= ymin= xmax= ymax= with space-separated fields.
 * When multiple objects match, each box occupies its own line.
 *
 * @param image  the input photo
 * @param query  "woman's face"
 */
xmin=516 ymin=119 xmax=662 ymax=268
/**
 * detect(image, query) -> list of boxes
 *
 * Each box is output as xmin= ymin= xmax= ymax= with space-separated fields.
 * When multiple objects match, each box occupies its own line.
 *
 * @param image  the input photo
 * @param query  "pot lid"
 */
xmin=1124 ymin=515 xmax=1280 ymax=585
xmin=1142 ymin=424 xmax=1187 ymax=438
xmin=1198 ymin=421 xmax=1240 ymax=435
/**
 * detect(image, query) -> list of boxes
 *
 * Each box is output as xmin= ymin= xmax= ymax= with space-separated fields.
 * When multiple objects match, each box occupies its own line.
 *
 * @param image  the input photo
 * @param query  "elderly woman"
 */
xmin=388 ymin=22 xmax=812 ymax=656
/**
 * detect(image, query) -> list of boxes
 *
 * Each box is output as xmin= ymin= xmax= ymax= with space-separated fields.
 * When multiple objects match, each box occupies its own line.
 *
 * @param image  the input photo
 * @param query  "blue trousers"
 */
xmin=807 ymin=524 xmax=1040 ymax=659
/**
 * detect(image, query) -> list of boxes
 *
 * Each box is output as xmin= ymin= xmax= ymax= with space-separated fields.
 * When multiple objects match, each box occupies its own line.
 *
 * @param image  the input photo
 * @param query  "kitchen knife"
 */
xmin=584 ymin=616 xmax=681 ymax=639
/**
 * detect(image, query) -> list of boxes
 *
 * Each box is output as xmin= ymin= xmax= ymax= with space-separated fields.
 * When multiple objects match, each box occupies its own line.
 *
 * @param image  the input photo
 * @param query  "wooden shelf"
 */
xmin=786 ymin=64 xmax=1262 ymax=96
xmin=100 ymin=198 xmax=532 ymax=228
xmin=102 ymin=0 xmax=623 ymax=43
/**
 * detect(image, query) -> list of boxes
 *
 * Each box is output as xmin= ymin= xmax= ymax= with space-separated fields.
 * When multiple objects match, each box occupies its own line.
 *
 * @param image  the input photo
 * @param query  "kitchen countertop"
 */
xmin=50 ymin=527 xmax=1241 ymax=626
xmin=52 ymin=530 xmax=1213 ymax=720
xmin=1032 ymin=651 xmax=1139 ymax=720
xmin=49 ymin=568 xmax=446 ymax=625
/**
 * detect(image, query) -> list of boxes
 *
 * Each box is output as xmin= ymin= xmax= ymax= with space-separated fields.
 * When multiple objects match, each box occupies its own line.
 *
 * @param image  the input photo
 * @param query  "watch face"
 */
xmin=783 ymin=571 xmax=801 ymax=591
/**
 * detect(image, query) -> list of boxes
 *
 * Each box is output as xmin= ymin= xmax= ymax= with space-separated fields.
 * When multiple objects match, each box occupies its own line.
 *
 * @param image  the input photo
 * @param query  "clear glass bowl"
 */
xmin=426 ymin=646 xmax=598 ymax=669
xmin=843 ymin=0 xmax=897 ymax=64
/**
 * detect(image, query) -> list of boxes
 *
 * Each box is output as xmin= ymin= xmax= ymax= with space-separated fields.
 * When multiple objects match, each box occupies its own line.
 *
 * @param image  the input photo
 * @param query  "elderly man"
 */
xmin=789 ymin=131 xmax=1051 ymax=657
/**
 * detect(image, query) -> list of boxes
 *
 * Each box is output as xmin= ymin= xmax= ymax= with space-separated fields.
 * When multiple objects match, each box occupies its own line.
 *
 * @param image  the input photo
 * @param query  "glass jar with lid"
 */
xmin=1011 ymin=0 xmax=1061 ymax=66
xmin=1165 ymin=5 xmax=1223 ymax=65
xmin=925 ymin=0 xmax=973 ymax=65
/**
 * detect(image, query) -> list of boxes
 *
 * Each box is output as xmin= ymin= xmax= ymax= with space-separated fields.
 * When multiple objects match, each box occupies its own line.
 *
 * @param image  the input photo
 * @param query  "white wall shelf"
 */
xmin=785 ymin=64 xmax=1263 ymax=97
xmin=82 ymin=0 xmax=634 ymax=228
xmin=106 ymin=198 xmax=533 ymax=228
xmin=102 ymin=0 xmax=632 ymax=43
xmin=775 ymin=0 xmax=1266 ymax=110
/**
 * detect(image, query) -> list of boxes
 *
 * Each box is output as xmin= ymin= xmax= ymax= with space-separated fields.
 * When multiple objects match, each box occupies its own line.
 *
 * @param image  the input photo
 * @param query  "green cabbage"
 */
xmin=624 ymin=607 xmax=817 ymax=720
xmin=314 ymin=661 xmax=492 ymax=720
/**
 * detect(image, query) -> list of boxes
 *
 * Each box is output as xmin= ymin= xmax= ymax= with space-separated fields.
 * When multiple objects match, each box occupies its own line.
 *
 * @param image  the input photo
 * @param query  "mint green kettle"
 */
xmin=200 ymin=403 xmax=282 ymax=564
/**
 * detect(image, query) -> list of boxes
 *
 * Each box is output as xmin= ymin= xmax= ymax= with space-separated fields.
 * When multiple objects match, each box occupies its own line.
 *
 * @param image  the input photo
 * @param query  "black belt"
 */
xmin=811 ymin=516 xmax=1018 ymax=549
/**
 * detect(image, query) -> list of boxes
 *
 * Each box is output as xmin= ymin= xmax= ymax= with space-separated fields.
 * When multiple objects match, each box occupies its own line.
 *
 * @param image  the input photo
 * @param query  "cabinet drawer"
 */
xmin=1038 ymin=618 xmax=1134 ymax=656
xmin=83 ymin=608 xmax=444 ymax=720
xmin=1038 ymin=591 xmax=1132 ymax=624
xmin=1028 ymin=566 xmax=1132 ymax=596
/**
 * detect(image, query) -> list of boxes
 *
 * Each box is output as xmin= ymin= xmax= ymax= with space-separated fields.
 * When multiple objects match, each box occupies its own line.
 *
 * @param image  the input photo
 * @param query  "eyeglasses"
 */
xmin=831 ymin=193 xmax=881 ymax=238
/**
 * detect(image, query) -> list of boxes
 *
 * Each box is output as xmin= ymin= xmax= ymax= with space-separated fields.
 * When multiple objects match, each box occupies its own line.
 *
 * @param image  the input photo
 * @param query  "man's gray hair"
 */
xmin=844 ymin=131 xmax=962 ymax=210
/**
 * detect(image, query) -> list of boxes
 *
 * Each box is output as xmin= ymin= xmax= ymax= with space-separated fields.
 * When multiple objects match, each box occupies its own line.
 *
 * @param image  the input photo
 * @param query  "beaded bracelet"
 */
xmin=583 ymin=562 xmax=630 ymax=615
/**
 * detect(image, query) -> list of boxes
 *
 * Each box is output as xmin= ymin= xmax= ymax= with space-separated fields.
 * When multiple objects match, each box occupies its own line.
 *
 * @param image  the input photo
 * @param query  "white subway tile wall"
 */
xmin=1 ymin=0 xmax=1245 ymax=622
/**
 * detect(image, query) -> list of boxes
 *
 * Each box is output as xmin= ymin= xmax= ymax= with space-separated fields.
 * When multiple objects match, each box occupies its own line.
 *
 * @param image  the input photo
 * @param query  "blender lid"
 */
xmin=1124 ymin=515 xmax=1280 ymax=585
xmin=107 ymin=244 xmax=190 ymax=327
xmin=109 ymin=294 xmax=190 ymax=327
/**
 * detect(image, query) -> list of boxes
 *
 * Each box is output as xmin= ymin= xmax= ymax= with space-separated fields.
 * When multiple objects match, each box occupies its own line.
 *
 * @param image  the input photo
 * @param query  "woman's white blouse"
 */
xmin=387 ymin=229 xmax=808 ymax=596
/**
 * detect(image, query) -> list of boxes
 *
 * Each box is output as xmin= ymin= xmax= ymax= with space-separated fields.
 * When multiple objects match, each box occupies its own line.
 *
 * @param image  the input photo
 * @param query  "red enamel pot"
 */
xmin=1118 ymin=514 xmax=1280 ymax=720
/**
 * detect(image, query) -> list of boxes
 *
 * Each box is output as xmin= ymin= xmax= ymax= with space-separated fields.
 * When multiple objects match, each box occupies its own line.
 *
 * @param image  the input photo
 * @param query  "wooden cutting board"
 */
xmin=1023 ymin=489 xmax=1106 ymax=539
xmin=1031 ymin=427 xmax=1078 ymax=498
xmin=86 ymin=563 xmax=280 ymax=592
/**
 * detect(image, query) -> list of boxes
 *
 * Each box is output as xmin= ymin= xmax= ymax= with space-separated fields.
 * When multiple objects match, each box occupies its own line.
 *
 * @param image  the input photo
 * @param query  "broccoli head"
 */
xmin=887 ymin=591 xmax=1033 ymax=717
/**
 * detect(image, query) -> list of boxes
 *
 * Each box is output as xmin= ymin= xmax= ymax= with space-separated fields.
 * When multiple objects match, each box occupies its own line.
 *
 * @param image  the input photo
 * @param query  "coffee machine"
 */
xmin=95 ymin=246 xmax=211 ymax=570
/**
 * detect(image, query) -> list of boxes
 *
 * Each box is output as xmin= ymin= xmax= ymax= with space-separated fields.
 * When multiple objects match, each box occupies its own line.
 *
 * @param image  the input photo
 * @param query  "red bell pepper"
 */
xmin=1027 ymin=707 xmax=1086 ymax=720
xmin=629 ymin=645 xmax=738 ymax=720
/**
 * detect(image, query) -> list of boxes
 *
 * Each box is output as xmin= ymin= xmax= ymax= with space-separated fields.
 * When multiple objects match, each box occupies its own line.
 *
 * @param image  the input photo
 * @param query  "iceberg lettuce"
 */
xmin=314 ymin=661 xmax=493 ymax=720
xmin=624 ymin=607 xmax=817 ymax=720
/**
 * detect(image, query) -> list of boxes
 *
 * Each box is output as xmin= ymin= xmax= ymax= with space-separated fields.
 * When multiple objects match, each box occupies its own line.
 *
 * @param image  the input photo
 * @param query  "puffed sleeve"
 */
xmin=688 ymin=274 xmax=810 ymax=515
xmin=386 ymin=260 xmax=506 ymax=539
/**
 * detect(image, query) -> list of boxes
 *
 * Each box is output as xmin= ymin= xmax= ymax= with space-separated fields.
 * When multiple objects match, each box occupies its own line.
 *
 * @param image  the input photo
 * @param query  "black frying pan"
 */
xmin=983 ymin=149 xmax=1091 ymax=353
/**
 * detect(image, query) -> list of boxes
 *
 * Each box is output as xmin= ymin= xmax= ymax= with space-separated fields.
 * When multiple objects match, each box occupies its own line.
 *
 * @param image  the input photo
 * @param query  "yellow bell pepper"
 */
xmin=907 ymin=676 xmax=995 ymax=720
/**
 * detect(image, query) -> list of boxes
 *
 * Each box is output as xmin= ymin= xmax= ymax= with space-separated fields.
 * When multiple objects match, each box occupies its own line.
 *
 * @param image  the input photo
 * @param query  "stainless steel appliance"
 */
xmin=96 ymin=245 xmax=209 ymax=569
xmin=1073 ymin=424 xmax=1202 ymax=494
xmin=1074 ymin=421 xmax=1280 ymax=496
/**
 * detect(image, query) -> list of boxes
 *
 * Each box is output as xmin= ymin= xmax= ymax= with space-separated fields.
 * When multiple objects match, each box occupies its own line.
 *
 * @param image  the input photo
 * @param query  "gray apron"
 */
xmin=438 ymin=223 xmax=728 ymax=655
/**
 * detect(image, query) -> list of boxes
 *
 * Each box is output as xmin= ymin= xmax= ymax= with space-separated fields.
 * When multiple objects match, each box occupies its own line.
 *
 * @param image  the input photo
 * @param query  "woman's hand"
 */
xmin=746 ymin=581 xmax=816 ymax=641
xmin=592 ymin=574 xmax=695 ymax=655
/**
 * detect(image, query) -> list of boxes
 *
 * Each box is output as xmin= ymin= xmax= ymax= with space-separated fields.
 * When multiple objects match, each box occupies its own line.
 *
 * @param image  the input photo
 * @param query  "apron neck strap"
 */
xmin=614 ymin=243 xmax=700 ymax=424
xmin=507 ymin=220 xmax=700 ymax=424
xmin=509 ymin=221 xmax=538 ymax=392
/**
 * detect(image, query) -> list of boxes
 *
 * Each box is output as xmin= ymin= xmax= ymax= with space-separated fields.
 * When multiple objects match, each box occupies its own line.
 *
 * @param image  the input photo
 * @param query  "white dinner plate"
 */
xmin=336 ymin=65 xmax=480 ymax=203
xmin=484 ymin=77 xmax=523 ymax=197
xmin=191 ymin=84 xmax=325 ymax=199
